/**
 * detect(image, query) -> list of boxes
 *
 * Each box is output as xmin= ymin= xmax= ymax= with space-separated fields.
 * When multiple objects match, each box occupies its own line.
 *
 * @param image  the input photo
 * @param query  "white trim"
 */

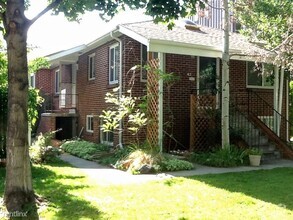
xmin=158 ymin=52 xmax=164 ymax=152
xmin=149 ymin=39 xmax=222 ymax=58
xmin=86 ymin=115 xmax=94 ymax=133
xmin=216 ymin=58 xmax=220 ymax=108
xmin=109 ymin=43 xmax=120 ymax=85
xmin=48 ymin=44 xmax=86 ymax=62
xmin=30 ymin=73 xmax=35 ymax=88
xmin=55 ymin=69 xmax=60 ymax=94
xmin=88 ymin=53 xmax=96 ymax=80
xmin=119 ymin=25 xmax=150 ymax=47
xmin=277 ymin=67 xmax=285 ymax=135
xmin=274 ymin=66 xmax=279 ymax=133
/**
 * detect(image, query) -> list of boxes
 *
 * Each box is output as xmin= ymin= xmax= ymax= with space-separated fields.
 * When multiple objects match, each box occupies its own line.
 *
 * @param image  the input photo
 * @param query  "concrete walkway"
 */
xmin=59 ymin=153 xmax=293 ymax=185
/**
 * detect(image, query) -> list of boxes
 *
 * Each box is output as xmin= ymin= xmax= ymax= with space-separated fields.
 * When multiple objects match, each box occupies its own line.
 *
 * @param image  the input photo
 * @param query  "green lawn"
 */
xmin=0 ymin=160 xmax=292 ymax=220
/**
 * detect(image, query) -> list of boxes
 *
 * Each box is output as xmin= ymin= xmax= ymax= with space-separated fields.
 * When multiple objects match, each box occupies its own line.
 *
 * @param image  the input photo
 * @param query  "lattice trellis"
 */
xmin=190 ymin=94 xmax=219 ymax=152
xmin=146 ymin=59 xmax=159 ymax=147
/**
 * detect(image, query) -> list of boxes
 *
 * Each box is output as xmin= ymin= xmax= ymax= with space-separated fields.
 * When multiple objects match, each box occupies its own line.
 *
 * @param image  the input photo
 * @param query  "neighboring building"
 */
xmin=35 ymin=20 xmax=293 ymax=159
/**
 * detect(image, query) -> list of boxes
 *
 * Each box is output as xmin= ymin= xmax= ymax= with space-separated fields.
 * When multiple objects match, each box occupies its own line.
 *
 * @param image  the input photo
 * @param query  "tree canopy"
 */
xmin=234 ymin=0 xmax=293 ymax=71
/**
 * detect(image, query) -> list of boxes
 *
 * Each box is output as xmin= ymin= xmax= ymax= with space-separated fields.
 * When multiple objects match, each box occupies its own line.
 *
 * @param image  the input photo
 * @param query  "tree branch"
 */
xmin=272 ymin=33 xmax=293 ymax=51
xmin=198 ymin=0 xmax=223 ymax=10
xmin=28 ymin=0 xmax=62 ymax=26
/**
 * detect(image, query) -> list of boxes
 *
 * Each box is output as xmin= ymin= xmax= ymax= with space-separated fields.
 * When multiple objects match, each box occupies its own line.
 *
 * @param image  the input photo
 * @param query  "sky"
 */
xmin=26 ymin=0 xmax=150 ymax=60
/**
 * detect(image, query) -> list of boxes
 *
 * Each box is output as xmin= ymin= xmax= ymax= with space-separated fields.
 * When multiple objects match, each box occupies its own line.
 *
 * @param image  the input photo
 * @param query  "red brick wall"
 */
xmin=77 ymin=39 xmax=119 ymax=142
xmin=35 ymin=69 xmax=52 ymax=94
xmin=37 ymin=115 xmax=56 ymax=136
xmin=164 ymin=54 xmax=197 ymax=149
xmin=36 ymin=35 xmax=289 ymax=145
xmin=76 ymin=36 xmax=148 ymax=145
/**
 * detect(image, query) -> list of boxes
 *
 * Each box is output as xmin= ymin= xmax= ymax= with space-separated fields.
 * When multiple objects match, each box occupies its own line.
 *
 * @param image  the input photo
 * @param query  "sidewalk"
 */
xmin=59 ymin=153 xmax=293 ymax=185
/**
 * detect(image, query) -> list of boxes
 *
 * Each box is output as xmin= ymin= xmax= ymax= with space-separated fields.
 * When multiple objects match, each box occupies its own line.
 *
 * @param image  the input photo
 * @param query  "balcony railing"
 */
xmin=42 ymin=93 xmax=78 ymax=113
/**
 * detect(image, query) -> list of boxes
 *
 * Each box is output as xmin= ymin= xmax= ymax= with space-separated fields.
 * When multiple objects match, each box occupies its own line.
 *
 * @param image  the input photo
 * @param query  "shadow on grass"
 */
xmin=0 ymin=161 xmax=104 ymax=219
xmin=190 ymin=167 xmax=293 ymax=210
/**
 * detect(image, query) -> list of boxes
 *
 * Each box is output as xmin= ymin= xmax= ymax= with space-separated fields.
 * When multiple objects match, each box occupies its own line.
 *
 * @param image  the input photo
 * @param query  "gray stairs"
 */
xmin=230 ymin=113 xmax=281 ymax=163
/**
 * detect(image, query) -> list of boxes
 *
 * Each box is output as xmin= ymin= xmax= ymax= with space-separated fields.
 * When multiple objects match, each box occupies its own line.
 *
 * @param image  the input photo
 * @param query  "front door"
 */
xmin=198 ymin=57 xmax=217 ymax=95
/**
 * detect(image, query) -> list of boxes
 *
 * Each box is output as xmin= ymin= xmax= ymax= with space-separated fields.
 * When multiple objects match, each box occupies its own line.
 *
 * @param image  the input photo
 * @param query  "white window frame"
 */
xmin=30 ymin=73 xmax=35 ymax=88
xmin=100 ymin=119 xmax=114 ymax=146
xmin=109 ymin=43 xmax=120 ymax=85
xmin=246 ymin=62 xmax=274 ymax=89
xmin=55 ymin=69 xmax=60 ymax=94
xmin=86 ymin=115 xmax=94 ymax=133
xmin=88 ymin=53 xmax=96 ymax=80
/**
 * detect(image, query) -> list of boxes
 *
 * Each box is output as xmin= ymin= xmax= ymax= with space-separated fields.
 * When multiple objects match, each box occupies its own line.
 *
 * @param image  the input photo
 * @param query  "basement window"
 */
xmin=86 ymin=115 xmax=94 ymax=133
xmin=99 ymin=119 xmax=113 ymax=146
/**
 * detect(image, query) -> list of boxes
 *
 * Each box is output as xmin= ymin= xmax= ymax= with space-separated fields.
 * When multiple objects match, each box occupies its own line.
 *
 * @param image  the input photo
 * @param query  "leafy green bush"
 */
xmin=159 ymin=158 xmax=194 ymax=171
xmin=61 ymin=140 xmax=110 ymax=160
xmin=30 ymin=131 xmax=61 ymax=164
xmin=189 ymin=145 xmax=248 ymax=167
xmin=110 ymin=148 xmax=194 ymax=174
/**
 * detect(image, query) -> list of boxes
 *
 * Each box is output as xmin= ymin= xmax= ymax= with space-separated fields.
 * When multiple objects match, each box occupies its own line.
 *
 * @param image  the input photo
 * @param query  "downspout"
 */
xmin=110 ymin=31 xmax=123 ymax=148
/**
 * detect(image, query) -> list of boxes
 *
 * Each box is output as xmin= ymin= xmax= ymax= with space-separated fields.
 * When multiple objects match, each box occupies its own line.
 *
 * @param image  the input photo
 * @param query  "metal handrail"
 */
xmin=248 ymin=89 xmax=292 ymax=143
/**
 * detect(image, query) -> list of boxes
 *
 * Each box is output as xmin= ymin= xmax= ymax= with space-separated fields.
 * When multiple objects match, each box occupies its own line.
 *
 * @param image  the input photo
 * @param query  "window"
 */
xmin=109 ymin=44 xmax=120 ymax=84
xmin=100 ymin=119 xmax=114 ymax=146
xmin=141 ymin=44 xmax=158 ymax=82
xmin=88 ymin=53 xmax=95 ymax=80
xmin=30 ymin=74 xmax=35 ymax=88
xmin=247 ymin=62 xmax=274 ymax=88
xmin=55 ymin=70 xmax=60 ymax=94
xmin=141 ymin=44 xmax=148 ymax=81
xmin=86 ymin=115 xmax=94 ymax=133
xmin=198 ymin=57 xmax=217 ymax=95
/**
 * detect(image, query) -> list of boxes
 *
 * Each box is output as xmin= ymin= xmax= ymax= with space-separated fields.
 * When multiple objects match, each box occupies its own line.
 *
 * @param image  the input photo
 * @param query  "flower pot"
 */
xmin=249 ymin=155 xmax=261 ymax=166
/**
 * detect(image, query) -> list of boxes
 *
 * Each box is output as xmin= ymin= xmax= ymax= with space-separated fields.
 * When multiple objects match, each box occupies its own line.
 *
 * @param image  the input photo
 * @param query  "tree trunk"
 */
xmin=221 ymin=0 xmax=230 ymax=148
xmin=4 ymin=0 xmax=37 ymax=218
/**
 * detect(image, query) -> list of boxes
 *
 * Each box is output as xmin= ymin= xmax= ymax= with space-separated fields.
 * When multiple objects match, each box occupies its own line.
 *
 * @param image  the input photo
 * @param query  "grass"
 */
xmin=0 ymin=160 xmax=292 ymax=219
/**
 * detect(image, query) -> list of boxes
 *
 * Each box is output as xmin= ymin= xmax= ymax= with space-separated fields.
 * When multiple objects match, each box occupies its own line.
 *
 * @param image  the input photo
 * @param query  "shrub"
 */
xmin=61 ymin=140 xmax=110 ymax=160
xmin=99 ymin=147 xmax=133 ymax=166
xmin=30 ymin=131 xmax=61 ymax=164
xmin=111 ymin=148 xmax=194 ymax=174
xmin=159 ymin=158 xmax=194 ymax=171
xmin=189 ymin=145 xmax=248 ymax=167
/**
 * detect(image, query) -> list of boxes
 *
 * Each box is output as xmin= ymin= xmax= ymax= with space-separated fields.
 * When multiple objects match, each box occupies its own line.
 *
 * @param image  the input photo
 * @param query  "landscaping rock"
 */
xmin=139 ymin=164 xmax=156 ymax=174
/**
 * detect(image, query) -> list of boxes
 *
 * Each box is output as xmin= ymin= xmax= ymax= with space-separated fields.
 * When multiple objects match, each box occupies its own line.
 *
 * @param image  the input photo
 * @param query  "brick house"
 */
xmin=35 ymin=20 xmax=293 ymax=158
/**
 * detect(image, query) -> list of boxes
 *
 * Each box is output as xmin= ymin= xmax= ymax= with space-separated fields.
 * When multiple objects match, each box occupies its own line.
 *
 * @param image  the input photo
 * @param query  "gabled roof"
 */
xmin=49 ymin=20 xmax=270 ymax=64
xmin=118 ymin=21 xmax=270 ymax=60
xmin=47 ymin=44 xmax=86 ymax=67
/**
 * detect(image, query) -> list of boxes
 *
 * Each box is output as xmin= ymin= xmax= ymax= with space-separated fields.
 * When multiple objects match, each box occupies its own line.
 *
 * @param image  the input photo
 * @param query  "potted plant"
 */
xmin=247 ymin=147 xmax=262 ymax=166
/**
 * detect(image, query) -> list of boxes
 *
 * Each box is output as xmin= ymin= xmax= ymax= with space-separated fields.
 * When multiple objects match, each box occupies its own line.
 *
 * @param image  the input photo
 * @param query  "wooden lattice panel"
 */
xmin=190 ymin=94 xmax=217 ymax=152
xmin=146 ymin=59 xmax=159 ymax=147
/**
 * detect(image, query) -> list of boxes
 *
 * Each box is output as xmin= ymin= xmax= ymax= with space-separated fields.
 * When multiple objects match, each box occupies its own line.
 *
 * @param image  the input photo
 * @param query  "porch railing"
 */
xmin=42 ymin=93 xmax=78 ymax=113
xmin=247 ymin=89 xmax=291 ymax=142
xmin=231 ymin=89 xmax=293 ymax=158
